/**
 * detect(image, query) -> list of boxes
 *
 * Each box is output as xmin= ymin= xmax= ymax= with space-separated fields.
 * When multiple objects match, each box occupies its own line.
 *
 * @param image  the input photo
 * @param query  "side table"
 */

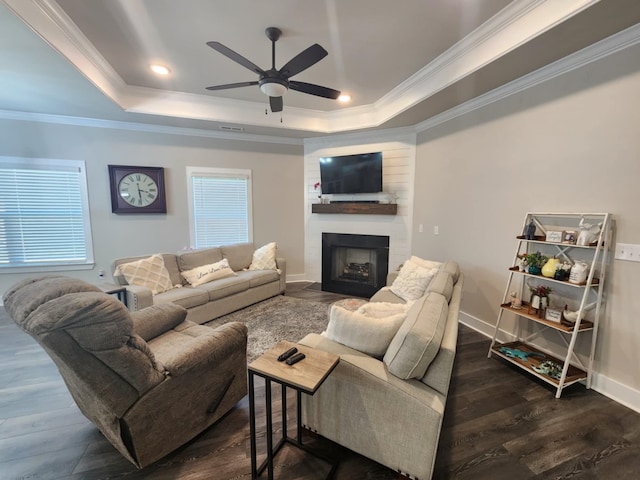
xmin=248 ymin=340 xmax=339 ymax=480
xmin=96 ymin=282 xmax=128 ymax=308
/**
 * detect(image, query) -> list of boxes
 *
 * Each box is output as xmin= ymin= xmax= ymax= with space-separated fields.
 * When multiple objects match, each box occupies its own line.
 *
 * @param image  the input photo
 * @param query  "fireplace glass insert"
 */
xmin=322 ymin=233 xmax=389 ymax=298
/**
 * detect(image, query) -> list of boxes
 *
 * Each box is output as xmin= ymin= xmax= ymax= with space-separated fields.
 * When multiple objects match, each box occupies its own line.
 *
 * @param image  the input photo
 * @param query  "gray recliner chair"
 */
xmin=2 ymin=275 xmax=248 ymax=468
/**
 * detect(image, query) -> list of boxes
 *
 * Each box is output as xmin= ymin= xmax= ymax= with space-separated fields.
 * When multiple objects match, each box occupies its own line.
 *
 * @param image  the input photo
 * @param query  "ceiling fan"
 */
xmin=206 ymin=27 xmax=341 ymax=113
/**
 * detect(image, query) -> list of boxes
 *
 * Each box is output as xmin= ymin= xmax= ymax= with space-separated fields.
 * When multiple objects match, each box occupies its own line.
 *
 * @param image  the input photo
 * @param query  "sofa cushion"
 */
xmin=324 ymin=304 xmax=407 ymax=358
xmin=383 ymin=292 xmax=449 ymax=380
xmin=369 ymin=286 xmax=405 ymax=304
xmin=194 ymin=274 xmax=251 ymax=301
xmin=425 ymin=270 xmax=454 ymax=302
xmin=114 ymin=254 xmax=175 ymax=295
xmin=249 ymin=242 xmax=278 ymax=271
xmin=442 ymin=260 xmax=460 ymax=283
xmin=221 ymin=242 xmax=255 ymax=271
xmin=241 ymin=269 xmax=280 ymax=288
xmin=152 ymin=286 xmax=210 ymax=309
xmin=177 ymin=247 xmax=223 ymax=274
xmin=180 ymin=258 xmax=236 ymax=287
xmin=389 ymin=259 xmax=438 ymax=302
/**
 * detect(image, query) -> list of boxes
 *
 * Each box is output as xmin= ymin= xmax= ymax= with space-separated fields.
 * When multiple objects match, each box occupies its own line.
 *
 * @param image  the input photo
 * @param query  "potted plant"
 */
xmin=528 ymin=283 xmax=552 ymax=317
xmin=519 ymin=251 xmax=548 ymax=275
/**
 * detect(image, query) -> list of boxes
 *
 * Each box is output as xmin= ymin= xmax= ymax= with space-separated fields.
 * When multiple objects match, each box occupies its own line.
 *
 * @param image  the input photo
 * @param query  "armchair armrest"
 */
xmin=131 ymin=303 xmax=187 ymax=341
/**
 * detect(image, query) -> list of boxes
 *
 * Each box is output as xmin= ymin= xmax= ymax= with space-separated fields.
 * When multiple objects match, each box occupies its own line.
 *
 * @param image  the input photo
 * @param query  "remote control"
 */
xmin=285 ymin=352 xmax=306 ymax=365
xmin=277 ymin=347 xmax=298 ymax=362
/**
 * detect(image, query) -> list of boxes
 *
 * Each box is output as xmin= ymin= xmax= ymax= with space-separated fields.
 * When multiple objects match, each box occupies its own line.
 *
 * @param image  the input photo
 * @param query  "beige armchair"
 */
xmin=2 ymin=275 xmax=248 ymax=468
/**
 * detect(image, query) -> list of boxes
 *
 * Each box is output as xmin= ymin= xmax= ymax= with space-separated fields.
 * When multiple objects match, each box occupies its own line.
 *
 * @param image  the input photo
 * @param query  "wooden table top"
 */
xmin=248 ymin=340 xmax=340 ymax=394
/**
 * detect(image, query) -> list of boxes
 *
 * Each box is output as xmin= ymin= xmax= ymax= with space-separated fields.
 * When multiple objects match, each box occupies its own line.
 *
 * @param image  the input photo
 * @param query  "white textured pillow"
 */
xmin=249 ymin=242 xmax=277 ymax=271
xmin=181 ymin=258 xmax=236 ymax=287
xmin=409 ymin=255 xmax=443 ymax=271
xmin=390 ymin=259 xmax=437 ymax=301
xmin=356 ymin=301 xmax=411 ymax=318
xmin=114 ymin=254 xmax=174 ymax=295
xmin=324 ymin=304 xmax=407 ymax=358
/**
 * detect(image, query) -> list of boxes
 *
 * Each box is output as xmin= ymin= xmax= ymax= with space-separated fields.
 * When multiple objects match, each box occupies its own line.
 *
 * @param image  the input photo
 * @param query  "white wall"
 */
xmin=303 ymin=131 xmax=416 ymax=282
xmin=413 ymin=42 xmax=640 ymax=409
xmin=0 ymin=120 xmax=305 ymax=297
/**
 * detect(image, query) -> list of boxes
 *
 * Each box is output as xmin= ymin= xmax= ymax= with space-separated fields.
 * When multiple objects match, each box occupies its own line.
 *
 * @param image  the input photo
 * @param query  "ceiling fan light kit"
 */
xmin=206 ymin=26 xmax=340 ymax=113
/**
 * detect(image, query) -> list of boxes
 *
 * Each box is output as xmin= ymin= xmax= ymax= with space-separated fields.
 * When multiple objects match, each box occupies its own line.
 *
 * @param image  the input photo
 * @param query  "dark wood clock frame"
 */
xmin=108 ymin=165 xmax=167 ymax=214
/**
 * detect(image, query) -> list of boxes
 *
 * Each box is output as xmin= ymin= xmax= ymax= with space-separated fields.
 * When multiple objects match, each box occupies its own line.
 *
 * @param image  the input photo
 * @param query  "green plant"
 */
xmin=519 ymin=251 xmax=548 ymax=268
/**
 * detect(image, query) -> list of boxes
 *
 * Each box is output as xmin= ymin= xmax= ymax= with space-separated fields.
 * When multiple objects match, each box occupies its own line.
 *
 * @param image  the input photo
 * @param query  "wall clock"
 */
xmin=108 ymin=165 xmax=167 ymax=214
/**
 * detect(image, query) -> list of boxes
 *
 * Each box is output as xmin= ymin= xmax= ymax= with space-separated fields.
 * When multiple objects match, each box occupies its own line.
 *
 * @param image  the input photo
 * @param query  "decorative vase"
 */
xmin=542 ymin=258 xmax=560 ymax=278
xmin=569 ymin=261 xmax=589 ymax=284
xmin=528 ymin=265 xmax=542 ymax=275
xmin=530 ymin=294 xmax=541 ymax=309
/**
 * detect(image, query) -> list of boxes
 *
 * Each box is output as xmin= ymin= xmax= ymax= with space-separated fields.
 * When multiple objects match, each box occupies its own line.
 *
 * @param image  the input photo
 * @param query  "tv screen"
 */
xmin=319 ymin=152 xmax=383 ymax=194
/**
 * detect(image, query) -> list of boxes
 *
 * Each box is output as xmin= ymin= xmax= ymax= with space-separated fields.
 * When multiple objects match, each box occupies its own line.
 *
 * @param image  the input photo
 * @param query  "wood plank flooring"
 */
xmin=1 ymin=282 xmax=639 ymax=479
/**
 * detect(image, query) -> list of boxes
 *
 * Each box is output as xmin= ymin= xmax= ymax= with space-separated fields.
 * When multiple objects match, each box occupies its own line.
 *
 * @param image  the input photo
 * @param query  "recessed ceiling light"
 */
xmin=150 ymin=64 xmax=171 ymax=75
xmin=338 ymin=93 xmax=351 ymax=103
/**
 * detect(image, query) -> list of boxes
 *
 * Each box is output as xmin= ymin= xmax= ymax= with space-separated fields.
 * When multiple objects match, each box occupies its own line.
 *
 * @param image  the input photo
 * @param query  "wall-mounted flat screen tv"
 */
xmin=319 ymin=152 xmax=383 ymax=194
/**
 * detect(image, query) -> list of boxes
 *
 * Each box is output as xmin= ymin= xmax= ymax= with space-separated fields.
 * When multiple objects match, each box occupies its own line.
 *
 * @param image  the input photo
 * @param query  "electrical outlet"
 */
xmin=614 ymin=243 xmax=640 ymax=262
xmin=434 ymin=225 xmax=439 ymax=235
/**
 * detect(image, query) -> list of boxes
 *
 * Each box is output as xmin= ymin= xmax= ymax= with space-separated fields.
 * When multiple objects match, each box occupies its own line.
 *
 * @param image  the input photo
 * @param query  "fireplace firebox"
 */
xmin=322 ymin=233 xmax=389 ymax=298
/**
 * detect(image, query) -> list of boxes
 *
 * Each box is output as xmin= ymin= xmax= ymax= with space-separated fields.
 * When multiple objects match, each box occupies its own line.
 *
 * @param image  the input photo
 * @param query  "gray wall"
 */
xmin=0 ymin=120 xmax=305 ymax=295
xmin=413 ymin=43 xmax=640 ymax=400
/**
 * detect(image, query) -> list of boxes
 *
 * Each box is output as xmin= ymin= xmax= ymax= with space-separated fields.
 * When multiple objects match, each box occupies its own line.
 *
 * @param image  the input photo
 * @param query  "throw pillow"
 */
xmin=181 ymin=258 xmax=236 ymax=287
xmin=409 ymin=255 xmax=443 ymax=271
xmin=324 ymin=304 xmax=407 ymax=358
xmin=389 ymin=259 xmax=437 ymax=302
xmin=249 ymin=242 xmax=278 ymax=271
xmin=356 ymin=301 xmax=411 ymax=318
xmin=114 ymin=254 xmax=174 ymax=295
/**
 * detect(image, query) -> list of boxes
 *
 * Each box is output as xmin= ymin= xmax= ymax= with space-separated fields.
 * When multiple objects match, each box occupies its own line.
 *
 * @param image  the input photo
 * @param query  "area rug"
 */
xmin=204 ymin=295 xmax=331 ymax=362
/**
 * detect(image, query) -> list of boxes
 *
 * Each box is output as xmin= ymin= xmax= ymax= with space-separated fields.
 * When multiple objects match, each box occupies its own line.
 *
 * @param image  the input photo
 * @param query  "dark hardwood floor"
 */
xmin=1 ymin=282 xmax=639 ymax=479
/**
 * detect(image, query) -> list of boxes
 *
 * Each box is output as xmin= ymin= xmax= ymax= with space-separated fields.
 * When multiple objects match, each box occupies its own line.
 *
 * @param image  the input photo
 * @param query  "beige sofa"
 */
xmin=300 ymin=260 xmax=463 ymax=480
xmin=112 ymin=242 xmax=286 ymax=325
xmin=3 ymin=275 xmax=248 ymax=468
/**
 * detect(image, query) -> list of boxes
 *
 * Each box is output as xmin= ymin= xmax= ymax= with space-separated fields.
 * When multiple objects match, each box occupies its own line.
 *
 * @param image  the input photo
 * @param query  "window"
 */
xmin=186 ymin=167 xmax=253 ymax=248
xmin=0 ymin=157 xmax=94 ymax=272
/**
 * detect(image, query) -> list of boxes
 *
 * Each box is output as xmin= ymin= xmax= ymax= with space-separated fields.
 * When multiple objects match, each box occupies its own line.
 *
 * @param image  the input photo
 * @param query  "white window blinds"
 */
xmin=187 ymin=167 xmax=252 ymax=248
xmin=0 ymin=158 xmax=94 ymax=270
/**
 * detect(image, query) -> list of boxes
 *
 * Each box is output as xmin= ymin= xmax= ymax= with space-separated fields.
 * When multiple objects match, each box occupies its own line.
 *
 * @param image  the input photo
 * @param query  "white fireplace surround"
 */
xmin=303 ymin=131 xmax=416 ymax=283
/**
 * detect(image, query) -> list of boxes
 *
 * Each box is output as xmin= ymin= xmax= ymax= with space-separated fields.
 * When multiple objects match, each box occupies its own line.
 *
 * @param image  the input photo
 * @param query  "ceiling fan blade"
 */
xmin=206 ymin=81 xmax=258 ymax=91
xmin=206 ymin=41 xmax=265 ymax=75
xmin=278 ymin=44 xmax=327 ymax=78
xmin=269 ymin=96 xmax=283 ymax=113
xmin=289 ymin=81 xmax=341 ymax=99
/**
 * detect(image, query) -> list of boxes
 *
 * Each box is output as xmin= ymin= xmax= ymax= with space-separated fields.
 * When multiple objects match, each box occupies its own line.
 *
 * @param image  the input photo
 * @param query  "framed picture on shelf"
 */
xmin=562 ymin=230 xmax=577 ymax=244
xmin=545 ymin=308 xmax=562 ymax=324
xmin=545 ymin=230 xmax=564 ymax=243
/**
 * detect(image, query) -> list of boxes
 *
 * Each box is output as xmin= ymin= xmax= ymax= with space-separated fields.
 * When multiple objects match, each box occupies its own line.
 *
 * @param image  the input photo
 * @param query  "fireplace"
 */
xmin=322 ymin=233 xmax=389 ymax=298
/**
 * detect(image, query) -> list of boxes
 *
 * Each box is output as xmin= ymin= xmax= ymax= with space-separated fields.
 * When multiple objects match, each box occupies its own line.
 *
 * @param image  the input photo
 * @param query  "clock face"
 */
xmin=118 ymin=173 xmax=159 ymax=207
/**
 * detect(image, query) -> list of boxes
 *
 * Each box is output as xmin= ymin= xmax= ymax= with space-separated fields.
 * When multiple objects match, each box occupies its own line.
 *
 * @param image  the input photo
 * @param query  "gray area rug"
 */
xmin=205 ymin=295 xmax=331 ymax=362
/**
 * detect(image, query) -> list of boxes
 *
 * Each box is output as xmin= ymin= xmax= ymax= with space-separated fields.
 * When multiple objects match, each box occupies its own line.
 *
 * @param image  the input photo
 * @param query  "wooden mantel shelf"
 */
xmin=311 ymin=203 xmax=397 ymax=215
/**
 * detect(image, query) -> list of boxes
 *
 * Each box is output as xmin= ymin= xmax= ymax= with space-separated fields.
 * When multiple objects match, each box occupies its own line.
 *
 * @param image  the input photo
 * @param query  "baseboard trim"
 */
xmin=285 ymin=274 xmax=308 ymax=283
xmin=458 ymin=311 xmax=640 ymax=414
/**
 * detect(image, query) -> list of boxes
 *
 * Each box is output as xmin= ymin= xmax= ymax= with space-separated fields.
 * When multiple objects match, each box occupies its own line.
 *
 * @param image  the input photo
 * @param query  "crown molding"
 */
xmin=1 ymin=0 xmax=600 ymax=134
xmin=0 ymin=109 xmax=303 ymax=145
xmin=414 ymin=21 xmax=640 ymax=134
